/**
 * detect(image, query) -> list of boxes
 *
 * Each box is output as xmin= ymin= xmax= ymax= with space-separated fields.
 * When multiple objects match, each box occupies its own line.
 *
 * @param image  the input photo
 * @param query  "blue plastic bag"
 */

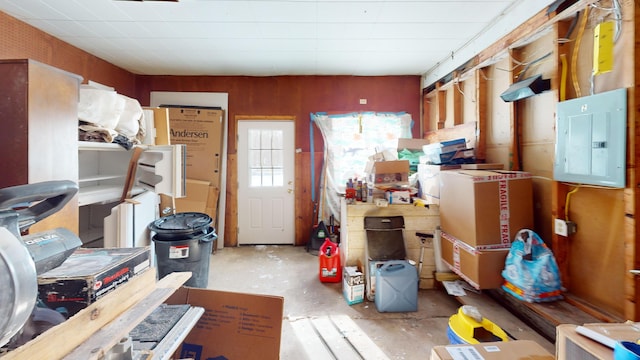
xmin=501 ymin=229 xmax=563 ymax=302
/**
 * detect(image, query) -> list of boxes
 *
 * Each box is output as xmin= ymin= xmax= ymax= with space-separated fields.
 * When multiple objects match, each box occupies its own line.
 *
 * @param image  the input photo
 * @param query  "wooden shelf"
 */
xmin=78 ymin=185 xmax=144 ymax=206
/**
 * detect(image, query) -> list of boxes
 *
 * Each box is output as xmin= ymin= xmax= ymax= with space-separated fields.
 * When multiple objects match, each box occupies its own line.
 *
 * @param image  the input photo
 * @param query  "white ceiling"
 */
xmin=0 ymin=0 xmax=556 ymax=80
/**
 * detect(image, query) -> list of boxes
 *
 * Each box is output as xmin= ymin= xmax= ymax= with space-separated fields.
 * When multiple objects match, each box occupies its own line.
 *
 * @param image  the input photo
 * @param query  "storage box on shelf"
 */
xmin=340 ymin=198 xmax=440 ymax=289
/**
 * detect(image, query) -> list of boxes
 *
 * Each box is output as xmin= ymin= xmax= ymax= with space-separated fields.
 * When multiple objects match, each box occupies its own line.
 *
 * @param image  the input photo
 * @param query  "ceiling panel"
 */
xmin=0 ymin=0 xmax=556 ymax=78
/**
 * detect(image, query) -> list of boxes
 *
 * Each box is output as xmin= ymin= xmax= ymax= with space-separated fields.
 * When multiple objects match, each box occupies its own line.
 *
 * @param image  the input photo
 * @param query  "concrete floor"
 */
xmin=205 ymin=245 xmax=468 ymax=359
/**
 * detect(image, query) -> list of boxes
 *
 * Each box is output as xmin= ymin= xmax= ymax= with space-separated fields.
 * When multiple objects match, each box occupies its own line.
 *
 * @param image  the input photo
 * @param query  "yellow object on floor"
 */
xmin=447 ymin=305 xmax=509 ymax=344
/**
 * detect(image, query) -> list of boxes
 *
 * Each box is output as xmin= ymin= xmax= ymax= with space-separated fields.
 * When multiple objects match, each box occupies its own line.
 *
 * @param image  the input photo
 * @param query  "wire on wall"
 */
xmin=571 ymin=7 xmax=590 ymax=98
xmin=565 ymin=185 xmax=580 ymax=221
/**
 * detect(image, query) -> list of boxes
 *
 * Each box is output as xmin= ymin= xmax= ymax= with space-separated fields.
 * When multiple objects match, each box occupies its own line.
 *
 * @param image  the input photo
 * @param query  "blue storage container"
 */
xmin=374 ymin=260 xmax=418 ymax=312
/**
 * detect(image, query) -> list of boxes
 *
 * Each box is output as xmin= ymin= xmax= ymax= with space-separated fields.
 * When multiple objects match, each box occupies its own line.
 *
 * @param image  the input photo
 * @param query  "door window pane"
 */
xmin=247 ymin=128 xmax=285 ymax=187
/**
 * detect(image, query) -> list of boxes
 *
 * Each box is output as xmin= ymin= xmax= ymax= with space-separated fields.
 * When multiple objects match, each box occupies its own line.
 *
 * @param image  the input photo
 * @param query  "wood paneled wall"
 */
xmin=0 ymin=12 xmax=137 ymax=97
xmin=135 ymin=75 xmax=421 ymax=246
xmin=422 ymin=0 xmax=637 ymax=321
xmin=0 ymin=10 xmax=422 ymax=248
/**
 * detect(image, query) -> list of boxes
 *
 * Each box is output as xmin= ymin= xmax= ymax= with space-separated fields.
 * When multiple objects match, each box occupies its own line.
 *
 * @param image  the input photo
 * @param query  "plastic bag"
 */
xmin=501 ymin=229 xmax=563 ymax=302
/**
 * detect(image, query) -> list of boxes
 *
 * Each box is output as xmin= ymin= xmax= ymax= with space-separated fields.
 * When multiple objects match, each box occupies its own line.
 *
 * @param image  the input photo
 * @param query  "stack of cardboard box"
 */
xmin=438 ymin=169 xmax=533 ymax=289
xmin=166 ymin=107 xmax=224 ymax=222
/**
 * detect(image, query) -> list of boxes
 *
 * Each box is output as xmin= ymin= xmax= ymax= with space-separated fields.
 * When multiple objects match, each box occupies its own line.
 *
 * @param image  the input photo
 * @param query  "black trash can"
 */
xmin=149 ymin=212 xmax=217 ymax=288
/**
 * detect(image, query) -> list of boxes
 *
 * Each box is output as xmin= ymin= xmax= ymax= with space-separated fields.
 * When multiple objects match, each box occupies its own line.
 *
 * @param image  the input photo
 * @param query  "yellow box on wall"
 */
xmin=593 ymin=21 xmax=614 ymax=75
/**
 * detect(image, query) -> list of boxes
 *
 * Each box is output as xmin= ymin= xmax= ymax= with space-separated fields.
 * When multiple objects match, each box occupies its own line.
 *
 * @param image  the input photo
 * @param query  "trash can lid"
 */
xmin=148 ymin=212 xmax=213 ymax=236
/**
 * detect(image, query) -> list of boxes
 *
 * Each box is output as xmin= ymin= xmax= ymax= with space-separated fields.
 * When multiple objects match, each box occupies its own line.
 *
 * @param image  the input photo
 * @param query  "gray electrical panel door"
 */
xmin=554 ymin=88 xmax=627 ymax=188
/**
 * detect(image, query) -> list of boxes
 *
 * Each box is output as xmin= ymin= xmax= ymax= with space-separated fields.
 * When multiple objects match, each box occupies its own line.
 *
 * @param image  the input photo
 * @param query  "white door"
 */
xmin=237 ymin=120 xmax=295 ymax=245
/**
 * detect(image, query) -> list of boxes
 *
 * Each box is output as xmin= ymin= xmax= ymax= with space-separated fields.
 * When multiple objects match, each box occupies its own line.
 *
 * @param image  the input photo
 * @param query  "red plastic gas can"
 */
xmin=319 ymin=238 xmax=342 ymax=283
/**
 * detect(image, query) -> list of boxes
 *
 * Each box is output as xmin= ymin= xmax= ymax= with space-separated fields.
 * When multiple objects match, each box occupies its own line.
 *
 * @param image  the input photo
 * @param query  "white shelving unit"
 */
xmin=78 ymin=141 xmax=186 ymax=246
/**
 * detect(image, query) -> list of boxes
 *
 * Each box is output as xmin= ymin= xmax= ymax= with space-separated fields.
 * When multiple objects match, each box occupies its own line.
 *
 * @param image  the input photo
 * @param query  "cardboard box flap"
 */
xmin=167 ymin=287 xmax=284 ymax=360
xmin=450 ymin=169 xmax=532 ymax=181
xmin=430 ymin=340 xmax=554 ymax=360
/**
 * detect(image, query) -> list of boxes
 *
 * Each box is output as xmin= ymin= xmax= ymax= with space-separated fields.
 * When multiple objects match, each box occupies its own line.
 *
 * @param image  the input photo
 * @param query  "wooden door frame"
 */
xmin=226 ymin=115 xmax=296 ymax=247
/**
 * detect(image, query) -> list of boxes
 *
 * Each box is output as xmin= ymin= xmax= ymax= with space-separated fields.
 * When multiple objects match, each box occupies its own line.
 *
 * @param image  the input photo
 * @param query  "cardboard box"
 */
xmin=440 ymin=231 xmax=509 ymax=290
xmin=430 ymin=340 xmax=554 ymax=360
xmin=417 ymin=164 xmax=461 ymax=204
xmin=167 ymin=287 xmax=284 ymax=360
xmin=439 ymin=170 xmax=533 ymax=249
xmin=556 ymin=323 xmax=640 ymax=360
xmin=366 ymin=160 xmax=410 ymax=186
xmin=343 ymin=266 xmax=365 ymax=305
xmin=38 ymin=247 xmax=150 ymax=317
xmin=167 ymin=107 xmax=224 ymax=187
xmin=175 ymin=178 xmax=211 ymax=213
xmin=398 ymin=138 xmax=430 ymax=152
xmin=385 ymin=190 xmax=411 ymax=205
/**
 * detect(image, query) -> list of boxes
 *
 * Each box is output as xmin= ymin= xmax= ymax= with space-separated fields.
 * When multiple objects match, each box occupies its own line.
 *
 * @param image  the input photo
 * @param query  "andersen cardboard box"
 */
xmin=167 ymin=107 xmax=224 ymax=188
xmin=430 ymin=340 xmax=554 ymax=360
xmin=167 ymin=287 xmax=284 ymax=360
xmin=440 ymin=231 xmax=509 ymax=290
xmin=439 ymin=169 xmax=533 ymax=249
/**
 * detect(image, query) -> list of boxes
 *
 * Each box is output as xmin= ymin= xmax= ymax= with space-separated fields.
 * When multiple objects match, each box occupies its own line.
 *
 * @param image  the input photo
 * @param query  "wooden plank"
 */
xmin=475 ymin=69 xmax=488 ymax=163
xmin=551 ymin=182 xmax=571 ymax=289
xmin=436 ymin=87 xmax=446 ymax=129
xmin=120 ymin=146 xmax=144 ymax=203
xmin=424 ymin=121 xmax=477 ymax=149
xmin=626 ymin=0 xmax=640 ymax=322
xmin=311 ymin=317 xmax=361 ymax=360
xmin=289 ymin=317 xmax=335 ymax=360
xmin=485 ymin=289 xmax=602 ymax=343
xmin=63 ymin=271 xmax=192 ymax=360
xmin=224 ymin=153 xmax=238 ymax=247
xmin=3 ymin=269 xmax=159 ymax=360
xmin=422 ymin=89 xmax=431 ymax=134
xmin=329 ymin=315 xmax=390 ymax=360
xmin=452 ymin=77 xmax=463 ymax=126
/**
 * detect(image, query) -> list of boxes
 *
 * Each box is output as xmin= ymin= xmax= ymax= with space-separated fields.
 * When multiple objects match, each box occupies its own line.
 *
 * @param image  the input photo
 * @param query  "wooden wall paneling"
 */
xmin=551 ymin=182 xmax=571 ymax=292
xmin=508 ymin=48 xmax=522 ymax=171
xmin=422 ymin=88 xmax=431 ymax=135
xmin=475 ymin=69 xmax=488 ymax=163
xmin=294 ymin=152 xmax=324 ymax=247
xmin=626 ymin=0 xmax=640 ymax=321
xmin=452 ymin=73 xmax=463 ymax=126
xmin=0 ymin=13 xmax=136 ymax=96
xmin=436 ymin=83 xmax=446 ymax=129
xmin=224 ymin=154 xmax=238 ymax=247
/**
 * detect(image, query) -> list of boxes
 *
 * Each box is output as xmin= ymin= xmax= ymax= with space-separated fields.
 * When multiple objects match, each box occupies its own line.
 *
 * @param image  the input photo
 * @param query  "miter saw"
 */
xmin=0 ymin=180 xmax=82 ymax=349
